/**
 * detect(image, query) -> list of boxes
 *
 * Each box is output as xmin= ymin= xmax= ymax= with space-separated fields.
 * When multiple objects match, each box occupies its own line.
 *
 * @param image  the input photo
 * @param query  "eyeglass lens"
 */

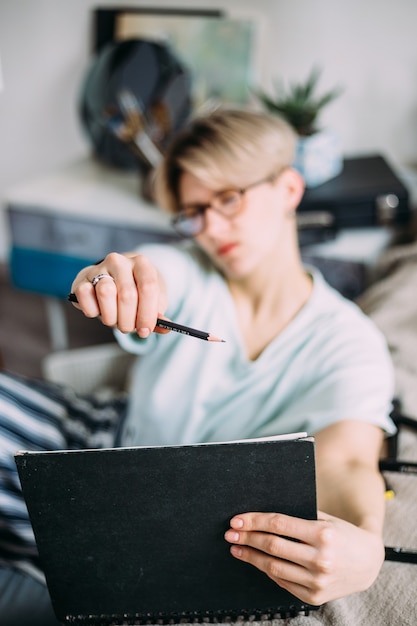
xmin=173 ymin=190 xmax=243 ymax=237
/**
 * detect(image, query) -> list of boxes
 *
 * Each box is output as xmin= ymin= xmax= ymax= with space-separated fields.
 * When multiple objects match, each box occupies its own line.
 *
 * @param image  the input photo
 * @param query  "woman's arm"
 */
xmin=224 ymin=420 xmax=386 ymax=605
xmin=314 ymin=420 xmax=385 ymax=534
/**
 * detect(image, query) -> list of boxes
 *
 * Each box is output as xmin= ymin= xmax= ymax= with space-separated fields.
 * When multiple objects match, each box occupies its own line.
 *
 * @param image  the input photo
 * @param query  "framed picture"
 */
xmin=93 ymin=7 xmax=257 ymax=107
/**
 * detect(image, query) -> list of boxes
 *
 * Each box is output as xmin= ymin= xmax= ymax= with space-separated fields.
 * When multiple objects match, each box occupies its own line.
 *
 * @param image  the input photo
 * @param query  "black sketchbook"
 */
xmin=15 ymin=435 xmax=319 ymax=624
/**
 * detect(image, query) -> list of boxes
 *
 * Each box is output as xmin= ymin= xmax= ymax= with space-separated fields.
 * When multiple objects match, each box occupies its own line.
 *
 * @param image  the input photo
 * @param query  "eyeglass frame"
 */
xmin=170 ymin=171 xmax=281 ymax=238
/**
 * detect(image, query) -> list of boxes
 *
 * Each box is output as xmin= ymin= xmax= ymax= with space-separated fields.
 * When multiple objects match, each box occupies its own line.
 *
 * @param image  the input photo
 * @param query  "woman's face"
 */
xmin=177 ymin=169 xmax=302 ymax=280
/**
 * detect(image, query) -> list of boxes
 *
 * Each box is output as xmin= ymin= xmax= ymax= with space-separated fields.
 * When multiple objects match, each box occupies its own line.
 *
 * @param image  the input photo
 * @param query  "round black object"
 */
xmin=79 ymin=38 xmax=192 ymax=170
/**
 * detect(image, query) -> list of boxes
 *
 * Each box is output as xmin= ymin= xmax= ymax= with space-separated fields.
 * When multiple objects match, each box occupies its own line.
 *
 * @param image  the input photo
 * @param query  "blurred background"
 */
xmin=1 ymin=0 xmax=417 ymax=259
xmin=1 ymin=0 xmax=417 ymax=378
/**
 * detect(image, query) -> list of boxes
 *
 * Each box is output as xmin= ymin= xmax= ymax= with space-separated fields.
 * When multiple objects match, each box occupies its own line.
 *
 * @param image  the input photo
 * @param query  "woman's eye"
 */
xmin=184 ymin=205 xmax=206 ymax=217
xmin=220 ymin=192 xmax=239 ymax=207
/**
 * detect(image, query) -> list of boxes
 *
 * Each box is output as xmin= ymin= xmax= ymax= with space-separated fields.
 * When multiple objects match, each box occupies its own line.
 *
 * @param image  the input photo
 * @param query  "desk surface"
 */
xmin=6 ymin=157 xmax=172 ymax=232
xmin=302 ymin=226 xmax=395 ymax=264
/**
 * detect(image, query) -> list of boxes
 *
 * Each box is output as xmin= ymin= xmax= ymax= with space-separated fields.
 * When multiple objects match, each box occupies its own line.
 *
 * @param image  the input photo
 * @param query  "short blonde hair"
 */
xmin=153 ymin=108 xmax=297 ymax=214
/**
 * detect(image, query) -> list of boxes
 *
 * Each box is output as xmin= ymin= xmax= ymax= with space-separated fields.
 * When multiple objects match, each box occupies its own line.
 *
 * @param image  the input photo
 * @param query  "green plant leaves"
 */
xmin=254 ymin=66 xmax=343 ymax=136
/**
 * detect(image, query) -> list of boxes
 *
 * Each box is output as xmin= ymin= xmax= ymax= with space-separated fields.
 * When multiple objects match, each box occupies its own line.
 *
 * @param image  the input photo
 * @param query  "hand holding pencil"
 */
xmin=69 ymin=252 xmax=225 ymax=343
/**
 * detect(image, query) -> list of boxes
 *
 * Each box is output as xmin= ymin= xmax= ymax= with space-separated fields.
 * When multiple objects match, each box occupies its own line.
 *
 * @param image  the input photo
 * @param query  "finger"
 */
xmin=267 ymin=567 xmax=333 ymax=607
xmin=71 ymin=268 xmax=102 ymax=318
xmin=91 ymin=275 xmax=119 ymax=327
xmin=75 ymin=254 xmax=138 ymax=331
xmin=72 ymin=281 xmax=101 ymax=318
xmin=229 ymin=543 xmax=314 ymax=590
xmin=132 ymin=255 xmax=161 ymax=337
xmin=229 ymin=512 xmax=321 ymax=546
xmin=226 ymin=526 xmax=316 ymax=569
xmin=95 ymin=254 xmax=139 ymax=332
xmin=268 ymin=576 xmax=322 ymax=607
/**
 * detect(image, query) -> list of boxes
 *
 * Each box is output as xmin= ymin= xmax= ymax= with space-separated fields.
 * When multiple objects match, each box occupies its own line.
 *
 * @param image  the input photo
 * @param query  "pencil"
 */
xmin=154 ymin=318 xmax=224 ymax=342
xmin=380 ymin=460 xmax=417 ymax=474
xmin=385 ymin=546 xmax=417 ymax=564
xmin=67 ymin=293 xmax=225 ymax=343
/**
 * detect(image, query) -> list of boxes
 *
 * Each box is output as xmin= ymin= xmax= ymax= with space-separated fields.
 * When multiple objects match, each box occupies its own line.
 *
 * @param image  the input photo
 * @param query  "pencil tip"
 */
xmin=208 ymin=335 xmax=226 ymax=343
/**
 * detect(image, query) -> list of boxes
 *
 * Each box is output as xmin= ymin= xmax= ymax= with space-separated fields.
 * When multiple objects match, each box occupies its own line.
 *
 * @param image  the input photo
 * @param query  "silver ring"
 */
xmin=91 ymin=273 xmax=114 ymax=287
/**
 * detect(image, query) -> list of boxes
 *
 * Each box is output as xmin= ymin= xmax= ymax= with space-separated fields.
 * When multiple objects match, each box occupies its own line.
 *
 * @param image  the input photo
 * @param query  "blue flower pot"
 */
xmin=294 ymin=129 xmax=343 ymax=187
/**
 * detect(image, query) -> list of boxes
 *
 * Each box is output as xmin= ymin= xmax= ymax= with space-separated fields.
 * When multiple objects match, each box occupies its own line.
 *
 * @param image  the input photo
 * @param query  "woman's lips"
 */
xmin=217 ymin=242 xmax=238 ymax=257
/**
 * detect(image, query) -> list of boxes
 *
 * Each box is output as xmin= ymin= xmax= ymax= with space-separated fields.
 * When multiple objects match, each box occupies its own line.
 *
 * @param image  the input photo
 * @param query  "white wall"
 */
xmin=0 ymin=0 xmax=417 ymax=261
xmin=266 ymin=0 xmax=417 ymax=165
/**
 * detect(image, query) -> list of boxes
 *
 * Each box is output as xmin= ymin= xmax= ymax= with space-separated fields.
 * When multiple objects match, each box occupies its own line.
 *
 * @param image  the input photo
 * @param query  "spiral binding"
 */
xmin=65 ymin=605 xmax=317 ymax=624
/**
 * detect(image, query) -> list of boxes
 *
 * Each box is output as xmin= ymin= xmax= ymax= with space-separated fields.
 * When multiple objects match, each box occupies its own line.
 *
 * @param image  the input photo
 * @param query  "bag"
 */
xmin=298 ymin=155 xmax=411 ymax=228
xmin=79 ymin=38 xmax=192 ymax=171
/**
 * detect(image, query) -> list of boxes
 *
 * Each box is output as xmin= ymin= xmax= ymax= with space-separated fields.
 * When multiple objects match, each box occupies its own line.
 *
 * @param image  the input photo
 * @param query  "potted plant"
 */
xmin=255 ymin=66 xmax=344 ymax=187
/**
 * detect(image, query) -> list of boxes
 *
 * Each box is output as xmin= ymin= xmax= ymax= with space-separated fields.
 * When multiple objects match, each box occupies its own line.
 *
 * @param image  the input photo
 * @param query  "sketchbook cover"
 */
xmin=15 ymin=437 xmax=318 ymax=622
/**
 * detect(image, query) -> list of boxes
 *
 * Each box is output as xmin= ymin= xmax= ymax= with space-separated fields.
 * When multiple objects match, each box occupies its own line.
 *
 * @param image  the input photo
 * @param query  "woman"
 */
xmin=0 ymin=109 xmax=395 ymax=623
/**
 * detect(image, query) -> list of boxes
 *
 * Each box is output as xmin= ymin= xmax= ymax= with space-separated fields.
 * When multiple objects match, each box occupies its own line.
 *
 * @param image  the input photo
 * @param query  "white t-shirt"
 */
xmin=116 ymin=242 xmax=396 ymax=446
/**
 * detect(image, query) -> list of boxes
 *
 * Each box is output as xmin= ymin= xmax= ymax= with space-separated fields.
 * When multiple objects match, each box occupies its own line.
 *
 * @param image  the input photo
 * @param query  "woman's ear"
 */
xmin=279 ymin=166 xmax=305 ymax=211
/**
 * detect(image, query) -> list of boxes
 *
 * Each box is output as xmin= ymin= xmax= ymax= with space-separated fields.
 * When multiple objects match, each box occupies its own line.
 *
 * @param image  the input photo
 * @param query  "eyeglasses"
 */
xmin=171 ymin=173 xmax=277 ymax=238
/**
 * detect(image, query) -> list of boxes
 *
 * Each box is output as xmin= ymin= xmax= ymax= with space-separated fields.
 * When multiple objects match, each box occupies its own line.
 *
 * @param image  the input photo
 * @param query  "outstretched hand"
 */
xmin=224 ymin=510 xmax=384 ymax=606
xmin=70 ymin=252 xmax=168 ymax=338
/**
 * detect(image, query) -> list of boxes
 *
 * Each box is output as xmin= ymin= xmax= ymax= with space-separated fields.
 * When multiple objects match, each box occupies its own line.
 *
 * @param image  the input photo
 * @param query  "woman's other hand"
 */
xmin=224 ymin=510 xmax=384 ymax=606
